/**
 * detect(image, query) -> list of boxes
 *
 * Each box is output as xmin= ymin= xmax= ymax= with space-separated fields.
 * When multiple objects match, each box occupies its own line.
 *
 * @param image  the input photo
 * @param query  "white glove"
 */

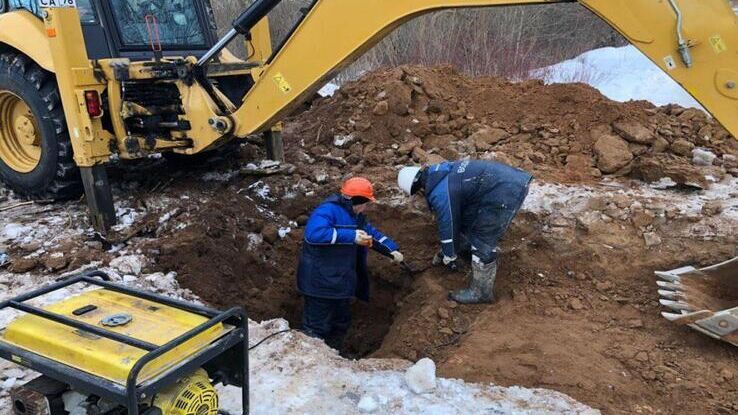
xmin=354 ymin=230 xmax=373 ymax=246
xmin=390 ymin=251 xmax=404 ymax=263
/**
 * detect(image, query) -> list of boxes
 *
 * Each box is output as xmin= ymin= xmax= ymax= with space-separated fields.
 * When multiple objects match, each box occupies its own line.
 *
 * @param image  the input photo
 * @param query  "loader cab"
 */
xmin=5 ymin=0 xmax=219 ymax=60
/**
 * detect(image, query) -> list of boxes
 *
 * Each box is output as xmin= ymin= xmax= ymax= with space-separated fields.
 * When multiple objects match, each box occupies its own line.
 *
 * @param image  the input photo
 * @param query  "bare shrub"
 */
xmin=208 ymin=1 xmax=624 ymax=81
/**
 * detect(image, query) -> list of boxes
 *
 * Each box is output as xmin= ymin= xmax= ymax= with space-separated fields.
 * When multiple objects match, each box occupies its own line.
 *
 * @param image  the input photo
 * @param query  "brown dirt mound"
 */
xmin=286 ymin=65 xmax=738 ymax=188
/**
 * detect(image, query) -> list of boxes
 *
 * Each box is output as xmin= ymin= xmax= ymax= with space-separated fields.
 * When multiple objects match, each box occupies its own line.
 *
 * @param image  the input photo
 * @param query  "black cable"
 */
xmin=248 ymin=329 xmax=293 ymax=351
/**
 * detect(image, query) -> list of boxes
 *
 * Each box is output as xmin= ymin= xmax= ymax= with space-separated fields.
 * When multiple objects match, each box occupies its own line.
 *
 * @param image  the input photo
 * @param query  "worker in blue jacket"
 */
xmin=398 ymin=160 xmax=532 ymax=304
xmin=297 ymin=177 xmax=404 ymax=350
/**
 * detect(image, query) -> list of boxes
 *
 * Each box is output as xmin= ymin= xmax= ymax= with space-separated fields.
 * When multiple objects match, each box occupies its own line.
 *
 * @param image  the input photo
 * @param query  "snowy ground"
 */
xmin=532 ymin=45 xmax=703 ymax=110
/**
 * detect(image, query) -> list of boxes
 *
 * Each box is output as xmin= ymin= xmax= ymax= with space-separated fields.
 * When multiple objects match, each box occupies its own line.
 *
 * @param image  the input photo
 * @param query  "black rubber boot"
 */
xmin=450 ymin=260 xmax=497 ymax=304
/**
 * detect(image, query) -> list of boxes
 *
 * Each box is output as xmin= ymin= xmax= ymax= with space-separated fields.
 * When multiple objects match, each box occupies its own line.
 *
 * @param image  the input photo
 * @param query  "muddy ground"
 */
xmin=2 ymin=65 xmax=738 ymax=414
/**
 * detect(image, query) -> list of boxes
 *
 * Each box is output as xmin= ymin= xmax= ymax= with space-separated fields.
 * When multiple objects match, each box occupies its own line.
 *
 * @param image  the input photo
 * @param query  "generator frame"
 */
xmin=0 ymin=270 xmax=249 ymax=415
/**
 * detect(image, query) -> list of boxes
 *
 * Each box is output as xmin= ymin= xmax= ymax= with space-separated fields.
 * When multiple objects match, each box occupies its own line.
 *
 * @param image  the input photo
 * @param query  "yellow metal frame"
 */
xmin=0 ymin=11 xmax=54 ymax=71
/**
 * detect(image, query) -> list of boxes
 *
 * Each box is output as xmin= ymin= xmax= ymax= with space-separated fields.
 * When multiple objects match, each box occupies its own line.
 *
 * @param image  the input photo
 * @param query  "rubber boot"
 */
xmin=449 ymin=260 xmax=497 ymax=304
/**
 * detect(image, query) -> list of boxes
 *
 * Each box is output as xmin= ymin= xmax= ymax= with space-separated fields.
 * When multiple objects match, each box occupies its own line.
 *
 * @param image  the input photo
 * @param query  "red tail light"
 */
xmin=84 ymin=90 xmax=103 ymax=118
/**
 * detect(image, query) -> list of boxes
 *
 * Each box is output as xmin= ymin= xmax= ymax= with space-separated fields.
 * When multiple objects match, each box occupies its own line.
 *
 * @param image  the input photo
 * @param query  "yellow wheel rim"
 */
xmin=0 ymin=90 xmax=41 ymax=173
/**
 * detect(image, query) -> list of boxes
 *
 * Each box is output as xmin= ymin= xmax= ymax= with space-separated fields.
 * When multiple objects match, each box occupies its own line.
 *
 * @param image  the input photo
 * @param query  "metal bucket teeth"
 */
xmin=658 ymin=289 xmax=682 ymax=300
xmin=656 ymin=281 xmax=681 ymax=290
xmin=655 ymin=272 xmax=681 ymax=283
xmin=659 ymin=299 xmax=693 ymax=312
xmin=661 ymin=312 xmax=685 ymax=321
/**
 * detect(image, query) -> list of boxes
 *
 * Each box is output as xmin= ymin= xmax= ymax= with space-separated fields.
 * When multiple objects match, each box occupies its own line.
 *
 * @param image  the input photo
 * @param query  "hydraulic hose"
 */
xmin=667 ymin=0 xmax=693 ymax=68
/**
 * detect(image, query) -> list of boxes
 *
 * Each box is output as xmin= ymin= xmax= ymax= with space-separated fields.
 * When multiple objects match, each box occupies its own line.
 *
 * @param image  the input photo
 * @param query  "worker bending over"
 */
xmin=398 ymin=160 xmax=532 ymax=304
xmin=297 ymin=177 xmax=404 ymax=350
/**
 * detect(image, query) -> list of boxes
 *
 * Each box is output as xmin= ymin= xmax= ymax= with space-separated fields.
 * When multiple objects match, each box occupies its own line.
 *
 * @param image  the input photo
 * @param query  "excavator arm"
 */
xmin=219 ymin=0 xmax=738 ymax=139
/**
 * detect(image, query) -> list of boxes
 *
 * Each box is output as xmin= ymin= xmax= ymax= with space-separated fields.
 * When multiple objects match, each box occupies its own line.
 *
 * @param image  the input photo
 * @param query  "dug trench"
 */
xmin=6 ymin=64 xmax=738 ymax=414
xmin=133 ymin=166 xmax=738 ymax=415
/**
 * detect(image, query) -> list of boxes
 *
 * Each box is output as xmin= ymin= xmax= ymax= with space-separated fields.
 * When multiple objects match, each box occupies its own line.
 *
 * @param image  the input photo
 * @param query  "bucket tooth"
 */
xmin=656 ymin=281 xmax=681 ymax=290
xmin=655 ymin=272 xmax=681 ymax=283
xmin=658 ymin=289 xmax=681 ymax=300
xmin=659 ymin=299 xmax=693 ymax=312
xmin=661 ymin=312 xmax=685 ymax=321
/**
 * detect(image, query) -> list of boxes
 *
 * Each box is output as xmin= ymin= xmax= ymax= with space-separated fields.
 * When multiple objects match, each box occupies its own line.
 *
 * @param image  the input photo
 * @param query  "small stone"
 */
xmin=593 ymin=134 xmax=633 ymax=173
xmin=569 ymin=298 xmax=585 ymax=311
xmin=9 ymin=258 xmax=38 ymax=274
xmin=720 ymin=368 xmax=734 ymax=381
xmin=631 ymin=211 xmax=655 ymax=229
xmin=634 ymin=351 xmax=649 ymax=362
xmin=84 ymin=240 xmax=104 ymax=250
xmin=372 ymin=101 xmax=389 ymax=116
xmin=628 ymin=319 xmax=644 ymax=329
xmin=702 ymin=201 xmax=723 ymax=216
xmin=19 ymin=241 xmax=42 ymax=253
xmin=722 ymin=154 xmax=738 ymax=169
xmin=437 ymin=307 xmax=450 ymax=320
xmin=652 ymin=136 xmax=670 ymax=153
xmin=357 ymin=395 xmax=378 ymax=413
xmin=398 ymin=136 xmax=422 ymax=154
xmin=670 ymin=139 xmax=695 ymax=157
xmin=595 ymin=281 xmax=612 ymax=291
xmin=405 ymin=358 xmax=437 ymax=394
xmin=44 ymin=254 xmax=69 ymax=271
xmin=469 ymin=127 xmax=510 ymax=150
xmin=613 ymin=120 xmax=655 ymax=144
xmin=262 ymin=224 xmax=280 ymax=245
xmin=643 ymin=232 xmax=662 ymax=247
xmin=439 ymin=327 xmax=454 ymax=336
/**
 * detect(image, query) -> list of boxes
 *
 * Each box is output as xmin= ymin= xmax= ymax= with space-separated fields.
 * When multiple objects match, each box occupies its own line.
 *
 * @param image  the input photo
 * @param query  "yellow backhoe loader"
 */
xmin=0 ymin=0 xmax=737 ymax=413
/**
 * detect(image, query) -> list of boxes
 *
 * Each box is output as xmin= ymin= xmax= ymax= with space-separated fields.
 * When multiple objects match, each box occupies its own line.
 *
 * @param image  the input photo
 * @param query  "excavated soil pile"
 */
xmin=287 ymin=65 xmax=738 ymax=189
xmin=5 ymin=66 xmax=738 ymax=414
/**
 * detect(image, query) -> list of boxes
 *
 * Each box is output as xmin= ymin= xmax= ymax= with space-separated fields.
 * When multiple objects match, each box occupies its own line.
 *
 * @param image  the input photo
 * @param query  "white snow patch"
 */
xmin=405 ymin=358 xmax=437 ymax=394
xmin=523 ymin=177 xmax=738 ymax=223
xmin=109 ymin=255 xmax=145 ymax=276
xmin=248 ymin=181 xmax=273 ymax=201
xmin=319 ymin=82 xmax=340 ymax=97
xmin=333 ymin=133 xmax=355 ymax=148
xmin=1 ymin=224 xmax=32 ymax=240
xmin=278 ymin=227 xmax=291 ymax=239
xmin=533 ymin=45 xmax=703 ymax=109
xmin=201 ymin=170 xmax=238 ymax=182
xmin=216 ymin=319 xmax=599 ymax=415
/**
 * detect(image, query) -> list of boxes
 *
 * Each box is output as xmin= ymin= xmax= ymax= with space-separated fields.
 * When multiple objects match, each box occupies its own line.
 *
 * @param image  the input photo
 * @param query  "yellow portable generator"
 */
xmin=0 ymin=270 xmax=248 ymax=415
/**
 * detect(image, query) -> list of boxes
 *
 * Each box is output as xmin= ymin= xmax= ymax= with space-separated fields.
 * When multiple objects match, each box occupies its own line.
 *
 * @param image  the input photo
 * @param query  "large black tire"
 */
xmin=0 ymin=53 xmax=81 ymax=200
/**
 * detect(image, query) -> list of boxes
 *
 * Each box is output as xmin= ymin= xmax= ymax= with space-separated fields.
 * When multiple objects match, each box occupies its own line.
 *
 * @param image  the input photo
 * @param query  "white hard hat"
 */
xmin=397 ymin=166 xmax=422 ymax=195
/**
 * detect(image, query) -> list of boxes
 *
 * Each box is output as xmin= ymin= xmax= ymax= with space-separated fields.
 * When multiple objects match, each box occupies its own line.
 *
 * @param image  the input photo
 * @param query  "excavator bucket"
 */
xmin=656 ymin=258 xmax=738 ymax=347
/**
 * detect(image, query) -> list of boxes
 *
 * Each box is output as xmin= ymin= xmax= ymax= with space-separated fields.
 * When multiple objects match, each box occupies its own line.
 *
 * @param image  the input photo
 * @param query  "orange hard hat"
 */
xmin=341 ymin=177 xmax=376 ymax=201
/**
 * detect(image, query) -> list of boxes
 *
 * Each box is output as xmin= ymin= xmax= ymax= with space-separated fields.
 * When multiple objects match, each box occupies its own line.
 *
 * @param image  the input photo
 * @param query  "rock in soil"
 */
xmin=9 ymin=258 xmax=38 ymax=273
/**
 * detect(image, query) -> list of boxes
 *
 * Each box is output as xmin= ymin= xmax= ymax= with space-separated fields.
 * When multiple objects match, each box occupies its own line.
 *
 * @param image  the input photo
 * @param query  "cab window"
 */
xmin=110 ymin=0 xmax=207 ymax=49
